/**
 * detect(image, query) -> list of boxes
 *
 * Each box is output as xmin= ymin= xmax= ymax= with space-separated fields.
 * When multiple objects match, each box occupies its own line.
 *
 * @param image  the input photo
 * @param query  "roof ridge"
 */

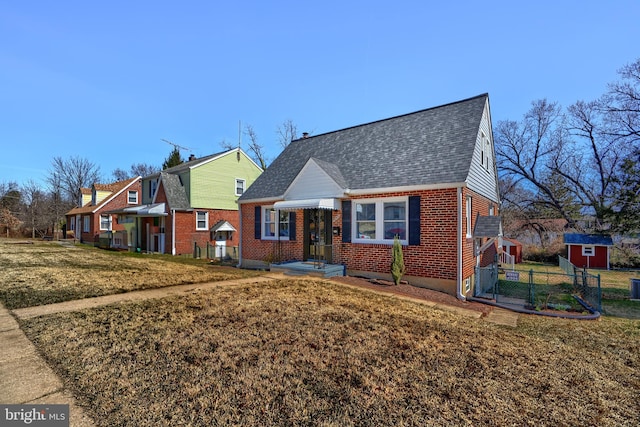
xmin=290 ymin=93 xmax=489 ymax=143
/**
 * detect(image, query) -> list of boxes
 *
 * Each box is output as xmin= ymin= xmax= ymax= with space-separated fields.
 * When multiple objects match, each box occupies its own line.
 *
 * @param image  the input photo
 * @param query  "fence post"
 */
xmin=597 ymin=274 xmax=602 ymax=313
xmin=529 ymin=269 xmax=534 ymax=306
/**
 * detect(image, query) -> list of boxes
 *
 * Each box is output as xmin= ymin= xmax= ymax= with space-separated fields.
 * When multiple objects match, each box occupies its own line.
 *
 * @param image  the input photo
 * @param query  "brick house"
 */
xmin=65 ymin=177 xmax=142 ymax=246
xmin=237 ymin=94 xmax=501 ymax=299
xmin=108 ymin=148 xmax=263 ymax=256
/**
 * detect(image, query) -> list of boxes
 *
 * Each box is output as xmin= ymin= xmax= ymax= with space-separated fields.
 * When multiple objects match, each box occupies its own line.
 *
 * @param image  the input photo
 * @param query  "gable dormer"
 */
xmin=79 ymin=188 xmax=92 ymax=207
xmin=92 ymin=184 xmax=112 ymax=206
xmin=283 ymin=158 xmax=347 ymax=200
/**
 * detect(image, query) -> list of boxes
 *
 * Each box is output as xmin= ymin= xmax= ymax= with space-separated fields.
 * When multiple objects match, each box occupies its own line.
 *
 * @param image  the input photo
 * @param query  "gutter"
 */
xmin=236 ymin=205 xmax=243 ymax=268
xmin=457 ymin=186 xmax=466 ymax=301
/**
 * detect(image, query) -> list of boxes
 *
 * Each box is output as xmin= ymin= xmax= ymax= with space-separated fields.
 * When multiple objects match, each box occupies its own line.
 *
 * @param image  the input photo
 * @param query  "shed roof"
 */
xmin=563 ymin=233 xmax=613 ymax=246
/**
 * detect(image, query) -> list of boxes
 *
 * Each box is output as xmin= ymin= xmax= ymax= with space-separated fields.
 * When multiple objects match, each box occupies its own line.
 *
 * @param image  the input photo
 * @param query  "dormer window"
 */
xmin=150 ymin=180 xmax=158 ymax=199
xmin=128 ymin=190 xmax=138 ymax=204
xmin=480 ymin=132 xmax=490 ymax=171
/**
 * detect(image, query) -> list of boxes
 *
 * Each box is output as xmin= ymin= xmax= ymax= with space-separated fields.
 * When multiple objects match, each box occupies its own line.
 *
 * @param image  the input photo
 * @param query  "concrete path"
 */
xmin=13 ymin=274 xmax=284 ymax=320
xmin=0 ymin=303 xmax=95 ymax=426
xmin=485 ymin=308 xmax=520 ymax=327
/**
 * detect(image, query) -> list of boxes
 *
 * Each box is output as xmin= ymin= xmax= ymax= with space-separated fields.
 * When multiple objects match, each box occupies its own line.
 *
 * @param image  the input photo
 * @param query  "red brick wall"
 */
xmin=169 ymin=209 xmax=240 ymax=256
xmin=70 ymin=180 xmax=142 ymax=243
xmin=241 ymin=188 xmax=499 ymax=285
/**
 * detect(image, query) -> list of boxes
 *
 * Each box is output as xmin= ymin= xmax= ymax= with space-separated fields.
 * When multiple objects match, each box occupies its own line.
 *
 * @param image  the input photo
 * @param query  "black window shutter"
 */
xmin=409 ymin=196 xmax=421 ymax=246
xmin=254 ymin=206 xmax=261 ymax=239
xmin=289 ymin=212 xmax=296 ymax=241
xmin=342 ymin=200 xmax=351 ymax=243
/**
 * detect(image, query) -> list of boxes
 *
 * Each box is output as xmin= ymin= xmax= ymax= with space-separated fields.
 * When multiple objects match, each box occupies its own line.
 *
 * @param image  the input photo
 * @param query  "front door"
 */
xmin=304 ymin=209 xmax=332 ymax=263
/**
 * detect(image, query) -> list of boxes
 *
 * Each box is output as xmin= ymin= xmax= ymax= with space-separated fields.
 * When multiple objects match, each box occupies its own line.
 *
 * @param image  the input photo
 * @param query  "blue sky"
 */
xmin=1 ymin=1 xmax=638 ymax=187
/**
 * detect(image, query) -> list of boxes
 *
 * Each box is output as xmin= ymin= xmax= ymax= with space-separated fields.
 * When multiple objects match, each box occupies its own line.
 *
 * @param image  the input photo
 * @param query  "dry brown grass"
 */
xmin=21 ymin=279 xmax=640 ymax=426
xmin=0 ymin=240 xmax=263 ymax=309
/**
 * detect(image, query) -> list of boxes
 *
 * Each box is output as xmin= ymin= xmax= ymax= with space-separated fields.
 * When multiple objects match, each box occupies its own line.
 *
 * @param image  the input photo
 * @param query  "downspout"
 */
xmin=236 ymin=203 xmax=243 ymax=268
xmin=171 ymin=209 xmax=176 ymax=255
xmin=457 ymin=186 xmax=466 ymax=301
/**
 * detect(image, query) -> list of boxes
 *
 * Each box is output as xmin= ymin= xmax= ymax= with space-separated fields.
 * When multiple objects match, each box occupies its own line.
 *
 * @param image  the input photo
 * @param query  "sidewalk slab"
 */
xmin=485 ymin=308 xmax=519 ymax=327
xmin=0 ymin=329 xmax=38 ymax=363
xmin=0 ymin=351 xmax=62 ymax=403
xmin=0 ymin=310 xmax=20 ymax=332
xmin=29 ymin=391 xmax=95 ymax=427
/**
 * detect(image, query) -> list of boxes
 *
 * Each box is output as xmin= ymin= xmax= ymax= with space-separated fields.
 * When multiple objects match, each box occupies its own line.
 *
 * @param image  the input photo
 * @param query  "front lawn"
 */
xmin=21 ymin=279 xmax=640 ymax=426
xmin=0 ymin=240 xmax=264 ymax=309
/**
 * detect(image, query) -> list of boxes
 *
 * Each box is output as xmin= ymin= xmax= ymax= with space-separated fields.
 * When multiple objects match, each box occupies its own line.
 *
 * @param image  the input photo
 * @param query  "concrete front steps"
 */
xmin=270 ymin=261 xmax=345 ymax=278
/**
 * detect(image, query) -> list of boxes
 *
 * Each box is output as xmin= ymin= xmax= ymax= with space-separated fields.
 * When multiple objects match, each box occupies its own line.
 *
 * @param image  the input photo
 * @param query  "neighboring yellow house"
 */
xmin=108 ymin=148 xmax=263 ymax=256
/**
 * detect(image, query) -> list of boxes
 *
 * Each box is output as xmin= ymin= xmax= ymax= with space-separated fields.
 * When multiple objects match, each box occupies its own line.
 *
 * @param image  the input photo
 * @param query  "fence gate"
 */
xmin=474 ymin=264 xmax=498 ymax=297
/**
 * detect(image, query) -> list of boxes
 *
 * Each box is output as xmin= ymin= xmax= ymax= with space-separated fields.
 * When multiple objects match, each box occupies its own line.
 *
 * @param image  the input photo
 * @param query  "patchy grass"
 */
xmin=20 ymin=279 xmax=640 ymax=426
xmin=0 ymin=240 xmax=263 ymax=309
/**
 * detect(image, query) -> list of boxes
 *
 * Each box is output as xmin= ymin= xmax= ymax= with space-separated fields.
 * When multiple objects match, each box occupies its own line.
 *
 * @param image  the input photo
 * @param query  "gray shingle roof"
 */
xmin=240 ymin=94 xmax=488 ymax=201
xmin=473 ymin=215 xmax=502 ymax=238
xmin=160 ymin=172 xmax=191 ymax=210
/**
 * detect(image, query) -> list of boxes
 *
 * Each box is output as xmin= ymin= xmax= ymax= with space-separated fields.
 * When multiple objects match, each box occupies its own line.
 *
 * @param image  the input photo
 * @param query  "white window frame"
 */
xmin=261 ymin=206 xmax=290 ymax=241
xmin=481 ymin=131 xmax=490 ymax=171
xmin=128 ymin=190 xmax=138 ymax=204
xmin=235 ymin=178 xmax=246 ymax=196
xmin=352 ymin=197 xmax=408 ymax=245
xmin=83 ymin=216 xmax=90 ymax=233
xmin=100 ymin=214 xmax=111 ymax=231
xmin=196 ymin=211 xmax=208 ymax=231
xmin=466 ymin=196 xmax=472 ymax=238
xmin=150 ymin=179 xmax=158 ymax=199
xmin=582 ymin=245 xmax=595 ymax=256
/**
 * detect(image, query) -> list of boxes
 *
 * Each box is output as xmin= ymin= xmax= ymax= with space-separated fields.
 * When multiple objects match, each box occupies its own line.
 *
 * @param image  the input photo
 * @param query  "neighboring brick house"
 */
xmin=65 ymin=177 xmax=142 ymax=246
xmin=237 ymin=94 xmax=501 ymax=299
xmin=109 ymin=148 xmax=262 ymax=256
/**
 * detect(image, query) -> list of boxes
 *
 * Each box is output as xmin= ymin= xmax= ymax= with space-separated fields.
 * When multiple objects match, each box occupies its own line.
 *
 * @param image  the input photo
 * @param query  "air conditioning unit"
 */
xmin=631 ymin=279 xmax=640 ymax=300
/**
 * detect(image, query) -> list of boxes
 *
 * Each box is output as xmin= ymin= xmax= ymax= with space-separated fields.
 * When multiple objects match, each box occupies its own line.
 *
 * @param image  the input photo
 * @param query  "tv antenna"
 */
xmin=161 ymin=138 xmax=192 ymax=152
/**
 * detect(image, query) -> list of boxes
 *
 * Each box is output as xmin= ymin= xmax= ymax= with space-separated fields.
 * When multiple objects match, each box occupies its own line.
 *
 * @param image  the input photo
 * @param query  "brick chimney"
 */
xmin=189 ymin=154 xmax=196 ymax=161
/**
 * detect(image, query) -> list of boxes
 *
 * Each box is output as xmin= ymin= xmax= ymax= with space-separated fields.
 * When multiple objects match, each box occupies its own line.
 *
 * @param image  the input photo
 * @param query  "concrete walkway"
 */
xmin=0 ymin=303 xmax=95 ymax=426
xmin=13 ymin=275 xmax=284 ymax=320
xmin=2 ymin=272 xmax=518 ymax=426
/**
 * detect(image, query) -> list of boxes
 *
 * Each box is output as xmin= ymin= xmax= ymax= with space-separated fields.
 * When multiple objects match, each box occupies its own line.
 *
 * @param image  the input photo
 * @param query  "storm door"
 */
xmin=303 ymin=209 xmax=333 ymax=263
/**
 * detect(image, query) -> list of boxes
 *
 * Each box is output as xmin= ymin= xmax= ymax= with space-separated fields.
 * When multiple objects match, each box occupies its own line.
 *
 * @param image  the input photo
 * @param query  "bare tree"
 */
xmin=244 ymin=124 xmax=268 ymax=170
xmin=276 ymin=119 xmax=298 ymax=149
xmin=495 ymin=99 xmax=582 ymax=229
xmin=113 ymin=163 xmax=159 ymax=181
xmin=49 ymin=156 xmax=101 ymax=203
xmin=604 ymin=58 xmax=640 ymax=143
xmin=21 ymin=180 xmax=50 ymax=238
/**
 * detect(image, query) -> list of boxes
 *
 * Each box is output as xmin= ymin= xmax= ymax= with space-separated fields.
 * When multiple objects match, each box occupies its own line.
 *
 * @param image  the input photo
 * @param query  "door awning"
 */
xmin=210 ymin=220 xmax=236 ymax=233
xmin=273 ymin=198 xmax=340 ymax=211
xmin=107 ymin=203 xmax=168 ymax=217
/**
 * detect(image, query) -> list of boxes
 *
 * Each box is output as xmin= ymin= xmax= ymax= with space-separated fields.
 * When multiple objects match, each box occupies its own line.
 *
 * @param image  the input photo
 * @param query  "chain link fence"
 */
xmin=476 ymin=260 xmax=601 ymax=313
